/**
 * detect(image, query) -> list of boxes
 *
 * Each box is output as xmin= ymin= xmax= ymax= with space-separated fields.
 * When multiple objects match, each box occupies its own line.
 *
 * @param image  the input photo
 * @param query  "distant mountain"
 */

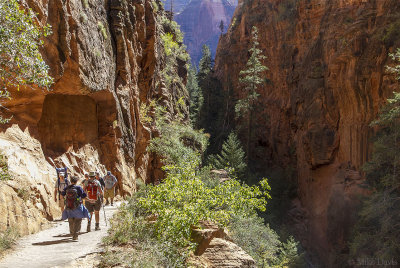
xmin=175 ymin=0 xmax=237 ymax=65
xmin=161 ymin=0 xmax=237 ymax=14
xmin=161 ymin=0 xmax=191 ymax=14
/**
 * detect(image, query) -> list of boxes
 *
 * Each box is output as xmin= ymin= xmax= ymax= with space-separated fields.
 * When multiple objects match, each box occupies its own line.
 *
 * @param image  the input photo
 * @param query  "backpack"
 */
xmin=57 ymin=178 xmax=70 ymax=192
xmin=65 ymin=186 xmax=81 ymax=210
xmin=86 ymin=180 xmax=99 ymax=201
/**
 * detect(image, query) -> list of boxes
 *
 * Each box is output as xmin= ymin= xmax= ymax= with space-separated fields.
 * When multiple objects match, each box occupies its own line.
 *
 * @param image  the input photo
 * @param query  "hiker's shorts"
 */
xmin=104 ymin=188 xmax=115 ymax=199
xmin=85 ymin=199 xmax=101 ymax=213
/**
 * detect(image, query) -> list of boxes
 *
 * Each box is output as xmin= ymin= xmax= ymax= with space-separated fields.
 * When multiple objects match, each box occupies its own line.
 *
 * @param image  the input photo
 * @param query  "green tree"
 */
xmin=187 ymin=66 xmax=203 ymax=127
xmin=350 ymin=50 xmax=400 ymax=259
xmin=0 ymin=0 xmax=53 ymax=121
xmin=208 ymin=131 xmax=247 ymax=178
xmin=235 ymin=26 xmax=268 ymax=164
xmin=198 ymin=45 xmax=213 ymax=80
xmin=219 ymin=20 xmax=224 ymax=35
xmin=197 ymin=45 xmax=213 ymax=120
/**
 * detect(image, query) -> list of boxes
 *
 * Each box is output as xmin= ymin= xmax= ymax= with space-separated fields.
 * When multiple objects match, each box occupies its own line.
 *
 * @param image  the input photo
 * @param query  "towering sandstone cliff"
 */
xmin=0 ymin=0 xmax=187 ymax=235
xmin=214 ymin=0 xmax=400 ymax=264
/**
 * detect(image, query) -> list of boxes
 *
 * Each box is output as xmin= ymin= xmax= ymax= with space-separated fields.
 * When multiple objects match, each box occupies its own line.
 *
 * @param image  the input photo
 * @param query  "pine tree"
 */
xmin=350 ymin=50 xmax=400 ymax=259
xmin=187 ymin=66 xmax=203 ymax=127
xmin=208 ymin=132 xmax=247 ymax=178
xmin=198 ymin=45 xmax=213 ymax=82
xmin=219 ymin=20 xmax=224 ymax=35
xmin=197 ymin=45 xmax=213 ymax=126
xmin=235 ymin=26 xmax=268 ymax=164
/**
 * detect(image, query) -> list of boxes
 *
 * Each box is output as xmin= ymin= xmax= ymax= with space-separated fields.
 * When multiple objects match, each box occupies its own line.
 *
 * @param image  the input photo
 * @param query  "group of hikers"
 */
xmin=53 ymin=167 xmax=118 ymax=240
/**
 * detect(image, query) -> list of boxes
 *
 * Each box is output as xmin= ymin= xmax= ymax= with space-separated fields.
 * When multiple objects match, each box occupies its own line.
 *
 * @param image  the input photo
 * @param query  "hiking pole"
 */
xmin=102 ymin=197 xmax=107 ymax=226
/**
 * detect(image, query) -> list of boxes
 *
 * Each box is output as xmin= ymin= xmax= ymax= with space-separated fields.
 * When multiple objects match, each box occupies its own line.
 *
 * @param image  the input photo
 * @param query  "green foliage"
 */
xmin=17 ymin=187 xmax=30 ymax=201
xmin=350 ymin=51 xmax=400 ymax=259
xmin=151 ymin=0 xmax=159 ymax=13
xmin=161 ymin=32 xmax=188 ymax=88
xmin=207 ymin=132 xmax=247 ymax=178
xmin=275 ymin=236 xmax=305 ymax=267
xmin=136 ymin=161 xmax=271 ymax=248
xmin=81 ymin=0 xmax=89 ymax=9
xmin=79 ymin=12 xmax=88 ymax=23
xmin=235 ymin=26 xmax=268 ymax=119
xmin=107 ymin=115 xmax=272 ymax=263
xmin=0 ymin=153 xmax=11 ymax=181
xmin=97 ymin=21 xmax=108 ymax=39
xmin=0 ymin=0 xmax=53 ymax=121
xmin=198 ymin=45 xmax=213 ymax=80
xmin=0 ymin=228 xmax=19 ymax=253
xmin=362 ymin=91 xmax=400 ymax=190
xmin=160 ymin=15 xmax=184 ymax=43
xmin=187 ymin=66 xmax=203 ymax=127
xmin=381 ymin=19 xmax=400 ymax=46
xmin=229 ymin=214 xmax=280 ymax=265
xmin=235 ymin=26 xmax=268 ymax=163
xmin=103 ymin=199 xmax=187 ymax=267
xmin=139 ymin=99 xmax=155 ymax=125
xmin=148 ymin=109 xmax=208 ymax=167
xmin=387 ymin=48 xmax=400 ymax=81
xmin=229 ymin=215 xmax=304 ymax=267
xmin=350 ymin=91 xmax=400 ymax=259
xmin=197 ymin=44 xmax=230 ymax=145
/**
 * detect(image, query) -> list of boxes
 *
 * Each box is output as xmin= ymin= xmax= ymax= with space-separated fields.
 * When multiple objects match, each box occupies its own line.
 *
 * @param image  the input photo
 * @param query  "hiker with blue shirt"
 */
xmin=61 ymin=176 xmax=90 ymax=240
xmin=104 ymin=171 xmax=118 ymax=206
xmin=54 ymin=167 xmax=70 ymax=213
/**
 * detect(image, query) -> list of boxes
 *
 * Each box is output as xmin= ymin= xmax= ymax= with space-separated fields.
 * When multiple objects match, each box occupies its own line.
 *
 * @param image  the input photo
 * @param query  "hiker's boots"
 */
xmin=95 ymin=223 xmax=101 ymax=231
xmin=72 ymin=234 xmax=78 ymax=241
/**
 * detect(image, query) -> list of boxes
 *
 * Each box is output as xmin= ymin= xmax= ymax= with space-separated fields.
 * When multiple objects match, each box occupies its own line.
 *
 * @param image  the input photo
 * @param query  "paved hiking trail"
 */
xmin=0 ymin=203 xmax=120 ymax=268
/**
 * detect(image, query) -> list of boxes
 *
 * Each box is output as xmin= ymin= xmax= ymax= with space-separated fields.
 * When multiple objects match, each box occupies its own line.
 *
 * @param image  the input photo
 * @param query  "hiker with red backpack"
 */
xmin=83 ymin=172 xmax=103 ymax=232
xmin=54 ymin=167 xmax=70 ymax=213
xmin=61 ymin=176 xmax=90 ymax=240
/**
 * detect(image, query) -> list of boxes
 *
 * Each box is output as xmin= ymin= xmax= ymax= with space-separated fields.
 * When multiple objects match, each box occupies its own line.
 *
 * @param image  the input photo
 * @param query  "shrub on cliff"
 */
xmin=0 ymin=0 xmax=53 ymax=121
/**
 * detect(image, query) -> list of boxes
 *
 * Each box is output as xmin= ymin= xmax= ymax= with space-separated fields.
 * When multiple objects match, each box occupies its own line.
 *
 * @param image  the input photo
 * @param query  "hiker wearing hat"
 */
xmin=83 ymin=172 xmax=103 ymax=231
xmin=54 ymin=167 xmax=70 ymax=213
xmin=104 ymin=171 xmax=118 ymax=206
xmin=61 ymin=176 xmax=90 ymax=240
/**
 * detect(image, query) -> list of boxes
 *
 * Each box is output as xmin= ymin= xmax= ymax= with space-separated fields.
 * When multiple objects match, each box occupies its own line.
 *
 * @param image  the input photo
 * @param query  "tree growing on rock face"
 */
xmin=350 ymin=49 xmax=400 ymax=260
xmin=235 ymin=26 xmax=268 ymax=164
xmin=0 ymin=0 xmax=53 ymax=122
